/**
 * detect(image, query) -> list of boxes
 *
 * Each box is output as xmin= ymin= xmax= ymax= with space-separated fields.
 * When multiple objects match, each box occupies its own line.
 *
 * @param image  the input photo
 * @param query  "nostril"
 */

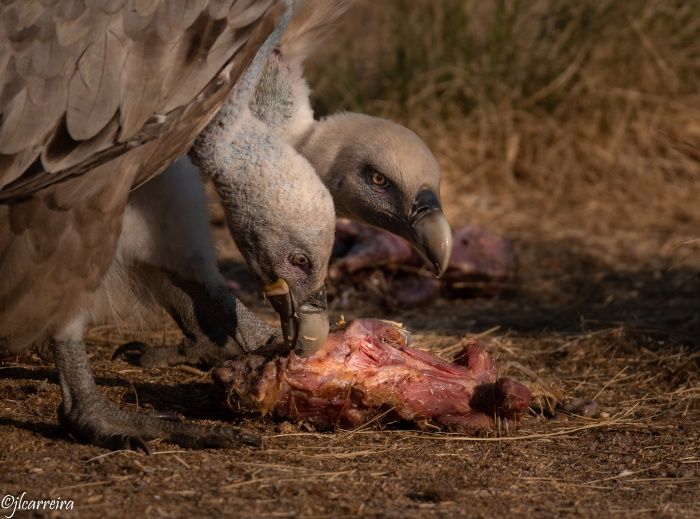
xmin=414 ymin=205 xmax=432 ymax=218
xmin=411 ymin=189 xmax=441 ymax=220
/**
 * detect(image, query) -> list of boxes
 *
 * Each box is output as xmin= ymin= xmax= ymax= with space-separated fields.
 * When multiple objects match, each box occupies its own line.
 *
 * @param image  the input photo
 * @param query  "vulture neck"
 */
xmin=250 ymin=55 xmax=315 ymax=148
xmin=248 ymin=54 xmax=358 ymax=214
xmin=295 ymin=114 xmax=361 ymax=215
xmin=190 ymin=105 xmax=333 ymax=283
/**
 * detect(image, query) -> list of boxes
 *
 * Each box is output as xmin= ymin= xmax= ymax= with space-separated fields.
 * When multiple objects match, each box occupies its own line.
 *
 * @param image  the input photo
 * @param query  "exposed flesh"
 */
xmin=214 ymin=319 xmax=531 ymax=432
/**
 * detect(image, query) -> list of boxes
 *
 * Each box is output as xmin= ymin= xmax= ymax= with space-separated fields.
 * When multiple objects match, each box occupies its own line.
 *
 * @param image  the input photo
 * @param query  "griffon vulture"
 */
xmin=0 ymin=0 xmax=333 ymax=452
xmin=111 ymin=0 xmax=454 ymax=368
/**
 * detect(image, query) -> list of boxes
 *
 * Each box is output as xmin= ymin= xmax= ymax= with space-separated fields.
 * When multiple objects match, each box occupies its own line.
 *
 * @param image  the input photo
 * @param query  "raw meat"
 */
xmin=214 ymin=319 xmax=531 ymax=432
xmin=329 ymin=221 xmax=515 ymax=309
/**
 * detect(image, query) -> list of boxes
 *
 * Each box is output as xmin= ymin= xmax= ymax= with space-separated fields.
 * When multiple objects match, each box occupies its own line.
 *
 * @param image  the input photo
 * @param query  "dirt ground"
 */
xmin=2 ymin=181 xmax=699 ymax=518
xmin=1 ymin=1 xmax=699 ymax=517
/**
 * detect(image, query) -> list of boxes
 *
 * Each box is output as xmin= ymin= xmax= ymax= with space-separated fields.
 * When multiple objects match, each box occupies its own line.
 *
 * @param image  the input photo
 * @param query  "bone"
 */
xmin=214 ymin=319 xmax=531 ymax=432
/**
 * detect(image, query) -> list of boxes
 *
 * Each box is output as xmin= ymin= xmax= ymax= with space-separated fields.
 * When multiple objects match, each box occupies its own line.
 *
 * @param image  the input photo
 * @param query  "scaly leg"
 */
xmin=113 ymin=270 xmax=280 ymax=368
xmin=53 ymin=319 xmax=259 ymax=452
xmin=103 ymin=158 xmax=281 ymax=368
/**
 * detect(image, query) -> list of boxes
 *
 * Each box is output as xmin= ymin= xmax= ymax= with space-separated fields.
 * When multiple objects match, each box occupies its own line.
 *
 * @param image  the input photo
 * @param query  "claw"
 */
xmin=100 ymin=433 xmax=152 ymax=454
xmin=111 ymin=341 xmax=147 ymax=361
xmin=169 ymin=425 xmax=262 ymax=449
xmin=111 ymin=341 xmax=186 ymax=369
xmin=56 ymin=336 xmax=260 ymax=452
xmin=231 ymin=428 xmax=262 ymax=448
xmin=123 ymin=435 xmax=152 ymax=455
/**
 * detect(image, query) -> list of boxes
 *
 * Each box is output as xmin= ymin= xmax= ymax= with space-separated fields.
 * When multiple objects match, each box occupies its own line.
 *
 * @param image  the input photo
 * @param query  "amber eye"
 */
xmin=370 ymin=171 xmax=388 ymax=187
xmin=290 ymin=253 xmax=310 ymax=272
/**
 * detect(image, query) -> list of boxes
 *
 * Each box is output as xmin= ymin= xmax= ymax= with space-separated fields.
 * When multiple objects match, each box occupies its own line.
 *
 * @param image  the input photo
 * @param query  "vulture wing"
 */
xmin=0 ymin=0 xmax=285 ymax=202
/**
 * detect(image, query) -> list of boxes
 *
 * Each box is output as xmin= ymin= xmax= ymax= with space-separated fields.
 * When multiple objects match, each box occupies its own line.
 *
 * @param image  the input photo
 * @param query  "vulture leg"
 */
xmin=107 ymin=158 xmax=280 ymax=368
xmin=113 ymin=278 xmax=278 ymax=368
xmin=53 ymin=319 xmax=260 ymax=452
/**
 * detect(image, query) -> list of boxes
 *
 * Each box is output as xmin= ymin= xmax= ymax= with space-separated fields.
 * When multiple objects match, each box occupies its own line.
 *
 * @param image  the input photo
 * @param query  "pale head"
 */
xmin=299 ymin=112 xmax=452 ymax=276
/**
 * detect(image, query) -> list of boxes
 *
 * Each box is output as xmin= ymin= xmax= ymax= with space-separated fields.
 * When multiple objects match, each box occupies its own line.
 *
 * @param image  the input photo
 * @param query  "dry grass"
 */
xmin=310 ymin=0 xmax=700 ymax=248
xmin=1 ymin=2 xmax=699 ymax=517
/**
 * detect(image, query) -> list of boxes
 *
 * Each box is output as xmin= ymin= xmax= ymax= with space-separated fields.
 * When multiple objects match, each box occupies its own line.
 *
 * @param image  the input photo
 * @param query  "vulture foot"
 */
xmin=112 ymin=333 xmax=289 ymax=369
xmin=111 ymin=341 xmax=190 ymax=369
xmin=58 ymin=396 xmax=260 ymax=452
xmin=54 ymin=337 xmax=260 ymax=452
xmin=110 ymin=280 xmax=286 ymax=369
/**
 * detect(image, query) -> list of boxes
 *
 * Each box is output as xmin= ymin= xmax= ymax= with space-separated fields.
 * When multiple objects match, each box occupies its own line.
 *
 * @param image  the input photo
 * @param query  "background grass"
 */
xmin=307 ymin=0 xmax=700 ymax=261
xmin=2 ymin=4 xmax=698 ymax=516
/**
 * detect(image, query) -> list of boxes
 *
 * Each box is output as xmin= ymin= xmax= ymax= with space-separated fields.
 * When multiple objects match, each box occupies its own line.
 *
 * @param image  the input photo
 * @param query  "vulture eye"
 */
xmin=370 ymin=171 xmax=388 ymax=187
xmin=289 ymin=253 xmax=311 ymax=273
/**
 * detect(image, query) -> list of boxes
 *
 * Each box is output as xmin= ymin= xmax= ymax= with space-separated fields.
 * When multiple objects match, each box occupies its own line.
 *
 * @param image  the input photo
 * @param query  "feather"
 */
xmin=0 ymin=147 xmax=41 ymax=188
xmin=30 ymin=33 xmax=78 ymax=79
xmin=99 ymin=0 xmax=127 ymax=15
xmin=0 ymin=59 xmax=23 ymax=108
xmin=228 ymin=0 xmax=275 ymax=29
xmin=5 ymin=26 xmax=41 ymax=57
xmin=0 ymin=46 xmax=9 ymax=78
xmin=122 ymin=3 xmax=157 ymax=39
xmin=133 ymin=0 xmax=160 ymax=17
xmin=153 ymin=0 xmax=209 ymax=40
xmin=1 ymin=2 xmax=44 ymax=35
xmin=160 ymin=12 xmax=233 ymax=112
xmin=208 ymin=0 xmax=238 ymax=20
xmin=54 ymin=8 xmax=93 ymax=46
xmin=66 ymin=30 xmax=125 ymax=140
xmin=117 ymin=32 xmax=167 ymax=141
xmin=42 ymin=112 xmax=120 ymax=173
xmin=0 ymin=75 xmax=66 ymax=155
xmin=280 ymin=0 xmax=349 ymax=63
xmin=57 ymin=0 xmax=88 ymax=20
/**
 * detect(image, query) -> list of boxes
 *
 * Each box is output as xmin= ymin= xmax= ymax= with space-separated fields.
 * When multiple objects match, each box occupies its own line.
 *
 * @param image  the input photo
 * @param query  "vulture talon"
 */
xmin=55 ymin=337 xmax=260 ymax=452
xmin=59 ymin=398 xmax=259 ymax=452
xmin=112 ymin=341 xmax=187 ymax=369
xmin=116 ymin=434 xmax=152 ymax=455
xmin=111 ymin=341 xmax=146 ymax=361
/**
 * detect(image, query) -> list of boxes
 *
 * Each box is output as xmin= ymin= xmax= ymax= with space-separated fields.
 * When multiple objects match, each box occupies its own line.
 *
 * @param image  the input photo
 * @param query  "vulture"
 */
xmin=0 ymin=0 xmax=338 ymax=452
xmin=111 ymin=0 xmax=455 ymax=368
xmin=255 ymin=3 xmax=453 ymax=277
xmin=106 ymin=116 xmax=335 ymax=367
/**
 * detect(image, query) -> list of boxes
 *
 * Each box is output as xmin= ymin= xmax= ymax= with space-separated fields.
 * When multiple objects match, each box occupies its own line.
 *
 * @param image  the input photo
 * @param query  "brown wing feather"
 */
xmin=0 ymin=0 xmax=286 ymax=200
xmin=208 ymin=0 xmax=238 ymax=20
xmin=153 ymin=0 xmax=209 ymax=40
xmin=67 ymin=29 xmax=126 ymax=141
xmin=0 ymin=74 xmax=67 ymax=155
xmin=0 ymin=146 xmax=41 ymax=188
xmin=54 ymin=9 xmax=93 ymax=47
xmin=161 ymin=14 xmax=241 ymax=112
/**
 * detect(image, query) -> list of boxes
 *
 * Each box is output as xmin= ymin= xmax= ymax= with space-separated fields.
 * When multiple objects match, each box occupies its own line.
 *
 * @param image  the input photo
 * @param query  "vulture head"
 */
xmin=193 ymin=113 xmax=335 ymax=356
xmin=298 ymin=113 xmax=453 ymax=277
xmin=247 ymin=0 xmax=453 ymax=278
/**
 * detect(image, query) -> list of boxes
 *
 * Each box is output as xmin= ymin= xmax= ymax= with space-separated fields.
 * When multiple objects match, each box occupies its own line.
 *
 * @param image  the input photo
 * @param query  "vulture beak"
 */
xmin=263 ymin=279 xmax=329 ymax=356
xmin=409 ymin=188 xmax=453 ymax=277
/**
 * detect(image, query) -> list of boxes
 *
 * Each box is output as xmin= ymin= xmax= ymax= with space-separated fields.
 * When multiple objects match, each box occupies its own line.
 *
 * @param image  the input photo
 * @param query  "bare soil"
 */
xmin=4 ymin=1 xmax=700 ymax=516
xmin=2 ymin=190 xmax=699 ymax=518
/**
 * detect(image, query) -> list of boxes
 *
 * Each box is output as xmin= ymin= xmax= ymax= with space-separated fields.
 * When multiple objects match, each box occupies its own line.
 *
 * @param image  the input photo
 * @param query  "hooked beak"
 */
xmin=263 ymin=279 xmax=329 ymax=356
xmin=409 ymin=188 xmax=453 ymax=277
